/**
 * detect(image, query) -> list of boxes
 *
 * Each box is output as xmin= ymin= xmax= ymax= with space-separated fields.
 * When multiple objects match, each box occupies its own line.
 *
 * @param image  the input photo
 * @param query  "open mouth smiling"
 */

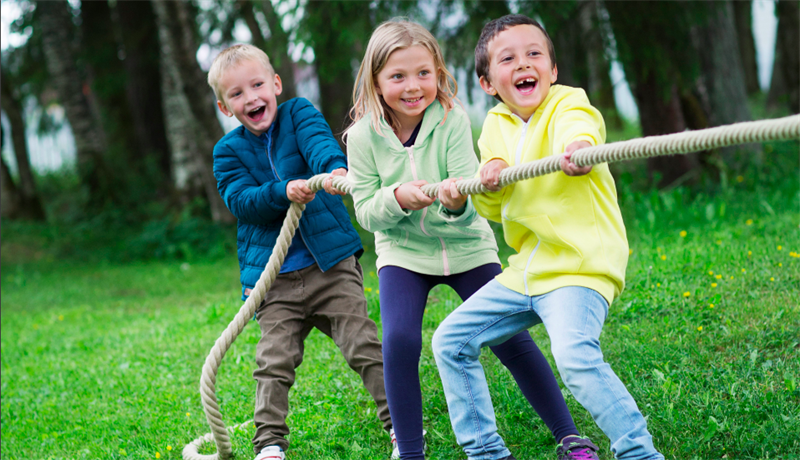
xmin=248 ymin=106 xmax=266 ymax=120
xmin=515 ymin=77 xmax=538 ymax=94
xmin=402 ymin=97 xmax=423 ymax=105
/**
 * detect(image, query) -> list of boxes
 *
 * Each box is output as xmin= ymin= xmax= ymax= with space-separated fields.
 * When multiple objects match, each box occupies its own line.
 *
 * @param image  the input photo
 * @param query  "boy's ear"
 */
xmin=479 ymin=76 xmax=497 ymax=97
xmin=217 ymin=100 xmax=233 ymax=117
xmin=273 ymin=73 xmax=283 ymax=96
xmin=551 ymin=64 xmax=558 ymax=83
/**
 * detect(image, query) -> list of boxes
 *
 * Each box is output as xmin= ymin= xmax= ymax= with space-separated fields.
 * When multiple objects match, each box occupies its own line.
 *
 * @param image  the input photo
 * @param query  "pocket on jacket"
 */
xmin=513 ymin=214 xmax=584 ymax=273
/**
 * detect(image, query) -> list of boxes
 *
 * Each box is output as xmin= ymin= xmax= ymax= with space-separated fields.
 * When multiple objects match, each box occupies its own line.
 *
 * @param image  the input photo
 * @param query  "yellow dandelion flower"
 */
xmin=709 ymin=304 xmax=714 ymax=309
xmin=186 ymin=412 xmax=191 ymax=417
xmin=680 ymin=230 xmax=687 ymax=238
xmin=777 ymin=245 xmax=782 ymax=251
xmin=58 ymin=315 xmax=64 ymax=321
xmin=660 ymin=255 xmax=667 ymax=261
xmin=741 ymin=268 xmax=746 ymax=273
xmin=376 ymin=289 xmax=380 ymax=294
xmin=711 ymin=283 xmax=717 ymax=288
xmin=369 ymin=271 xmax=376 ymax=277
xmin=730 ymin=275 xmax=735 ymax=280
xmin=736 ymin=175 xmax=744 ymax=183
xmin=748 ymin=251 xmax=752 ymax=256
xmin=697 ymin=326 xmax=703 ymax=332
xmin=779 ymin=263 xmax=783 ymax=267
xmin=167 ymin=446 xmax=172 ymax=451
xmin=746 ymin=219 xmax=753 ymax=225
xmin=629 ymin=248 xmax=634 ymax=255
xmin=708 ymin=270 xmax=714 ymax=276
xmin=770 ymin=277 xmax=775 ymax=281
xmin=657 ymin=283 xmax=661 ymax=287
xmin=683 ymin=291 xmax=691 ymax=298
xmin=365 ymin=287 xmax=372 ymax=293
xmin=156 ymin=453 xmax=161 ymax=459
xmin=716 ymin=274 xmax=722 ymax=279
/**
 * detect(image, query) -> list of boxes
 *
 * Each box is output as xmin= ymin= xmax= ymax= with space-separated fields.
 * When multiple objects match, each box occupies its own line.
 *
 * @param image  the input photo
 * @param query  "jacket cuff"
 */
xmin=325 ymin=158 xmax=348 ymax=173
xmin=270 ymin=179 xmax=292 ymax=207
xmin=382 ymin=183 xmax=412 ymax=217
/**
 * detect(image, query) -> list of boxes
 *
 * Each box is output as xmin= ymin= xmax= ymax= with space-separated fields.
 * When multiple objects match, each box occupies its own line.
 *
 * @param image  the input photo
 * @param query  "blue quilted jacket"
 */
xmin=213 ymin=98 xmax=363 ymax=299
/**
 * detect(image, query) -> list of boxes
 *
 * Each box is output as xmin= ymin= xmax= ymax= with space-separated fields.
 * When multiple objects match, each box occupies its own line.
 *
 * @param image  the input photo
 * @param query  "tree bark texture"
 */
xmin=152 ymin=0 xmax=233 ymax=223
xmin=732 ymin=0 xmax=761 ymax=94
xmin=578 ymin=0 xmax=623 ymax=129
xmin=114 ymin=0 xmax=173 ymax=191
xmin=37 ymin=0 xmax=115 ymax=205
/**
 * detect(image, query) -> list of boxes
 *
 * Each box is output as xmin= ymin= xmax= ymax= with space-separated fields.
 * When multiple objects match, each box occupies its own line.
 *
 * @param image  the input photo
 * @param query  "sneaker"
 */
xmin=556 ymin=436 xmax=600 ymax=460
xmin=389 ymin=428 xmax=427 ymax=459
xmin=255 ymin=445 xmax=285 ymax=460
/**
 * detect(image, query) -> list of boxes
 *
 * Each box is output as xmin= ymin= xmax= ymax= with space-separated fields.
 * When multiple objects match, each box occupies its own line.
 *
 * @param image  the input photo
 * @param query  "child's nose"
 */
xmin=516 ymin=58 xmax=531 ymax=70
xmin=406 ymin=78 xmax=421 ymax=91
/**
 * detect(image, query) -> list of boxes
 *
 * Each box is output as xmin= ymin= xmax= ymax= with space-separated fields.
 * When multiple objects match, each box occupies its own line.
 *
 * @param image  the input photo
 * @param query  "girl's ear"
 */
xmin=375 ymin=84 xmax=382 ymax=96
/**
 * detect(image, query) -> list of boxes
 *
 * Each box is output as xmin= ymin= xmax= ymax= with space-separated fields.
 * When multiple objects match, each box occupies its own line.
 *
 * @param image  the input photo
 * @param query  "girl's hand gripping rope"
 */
xmin=394 ymin=180 xmax=437 ymax=210
xmin=439 ymin=177 xmax=467 ymax=211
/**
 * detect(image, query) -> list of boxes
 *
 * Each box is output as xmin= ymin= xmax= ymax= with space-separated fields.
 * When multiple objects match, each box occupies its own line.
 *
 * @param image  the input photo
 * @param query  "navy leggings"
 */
xmin=379 ymin=264 xmax=578 ymax=460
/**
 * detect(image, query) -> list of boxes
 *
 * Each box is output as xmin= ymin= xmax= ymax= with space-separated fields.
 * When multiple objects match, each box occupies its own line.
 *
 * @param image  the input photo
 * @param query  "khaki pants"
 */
xmin=252 ymin=256 xmax=391 ymax=453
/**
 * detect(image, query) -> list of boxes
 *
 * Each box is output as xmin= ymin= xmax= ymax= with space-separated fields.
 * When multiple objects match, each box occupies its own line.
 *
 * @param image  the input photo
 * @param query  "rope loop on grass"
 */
xmin=184 ymin=114 xmax=800 ymax=459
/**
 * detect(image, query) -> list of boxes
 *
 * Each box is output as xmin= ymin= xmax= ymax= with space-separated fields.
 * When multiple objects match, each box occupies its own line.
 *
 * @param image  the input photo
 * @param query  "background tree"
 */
xmin=152 ymin=0 xmax=233 ymax=223
xmin=1 ymin=67 xmax=46 ymax=220
xmin=114 ymin=0 xmax=173 ymax=196
xmin=37 ymin=0 xmax=116 ymax=206
xmin=732 ymin=0 xmax=760 ymax=95
xmin=768 ymin=0 xmax=799 ymax=113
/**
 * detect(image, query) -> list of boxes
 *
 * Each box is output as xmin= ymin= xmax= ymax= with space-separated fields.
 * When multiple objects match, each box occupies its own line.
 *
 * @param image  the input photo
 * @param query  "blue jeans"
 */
xmin=432 ymin=281 xmax=663 ymax=460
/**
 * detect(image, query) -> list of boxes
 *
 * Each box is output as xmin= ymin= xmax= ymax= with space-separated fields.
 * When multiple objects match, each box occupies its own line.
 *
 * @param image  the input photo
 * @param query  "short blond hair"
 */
xmin=347 ymin=20 xmax=457 ymax=138
xmin=207 ymin=44 xmax=274 ymax=104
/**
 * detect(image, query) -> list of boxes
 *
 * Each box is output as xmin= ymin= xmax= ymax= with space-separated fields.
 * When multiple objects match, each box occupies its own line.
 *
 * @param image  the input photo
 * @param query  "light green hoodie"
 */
xmin=347 ymin=101 xmax=499 ymax=276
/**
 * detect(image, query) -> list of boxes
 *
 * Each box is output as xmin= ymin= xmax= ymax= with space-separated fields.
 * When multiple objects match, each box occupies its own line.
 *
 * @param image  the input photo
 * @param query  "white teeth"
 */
xmin=516 ymin=78 xmax=537 ymax=86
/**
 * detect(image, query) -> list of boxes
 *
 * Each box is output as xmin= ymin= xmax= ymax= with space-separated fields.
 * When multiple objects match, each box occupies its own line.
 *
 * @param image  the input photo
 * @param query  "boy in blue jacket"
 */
xmin=208 ymin=44 xmax=392 ymax=460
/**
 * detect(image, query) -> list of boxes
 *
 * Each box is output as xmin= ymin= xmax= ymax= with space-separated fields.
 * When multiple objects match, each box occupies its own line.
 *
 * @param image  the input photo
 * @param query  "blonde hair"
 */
xmin=207 ymin=44 xmax=274 ymax=105
xmin=348 ymin=20 xmax=457 ymax=138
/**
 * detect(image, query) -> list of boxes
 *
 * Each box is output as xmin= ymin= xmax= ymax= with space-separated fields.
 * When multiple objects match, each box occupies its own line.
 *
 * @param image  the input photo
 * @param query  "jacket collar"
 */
xmin=378 ymin=99 xmax=447 ymax=150
xmin=243 ymin=122 xmax=277 ymax=151
xmin=488 ymin=85 xmax=563 ymax=124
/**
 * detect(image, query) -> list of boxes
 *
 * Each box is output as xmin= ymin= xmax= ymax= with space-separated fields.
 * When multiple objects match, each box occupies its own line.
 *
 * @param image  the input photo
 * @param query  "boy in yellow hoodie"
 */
xmin=432 ymin=15 xmax=663 ymax=460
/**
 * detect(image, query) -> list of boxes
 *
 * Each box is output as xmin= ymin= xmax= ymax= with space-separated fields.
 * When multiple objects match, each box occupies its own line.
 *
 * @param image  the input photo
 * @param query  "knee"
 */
xmin=383 ymin=327 xmax=422 ymax=356
xmin=551 ymin=336 xmax=604 ymax=385
xmin=432 ymin=321 xmax=465 ymax=363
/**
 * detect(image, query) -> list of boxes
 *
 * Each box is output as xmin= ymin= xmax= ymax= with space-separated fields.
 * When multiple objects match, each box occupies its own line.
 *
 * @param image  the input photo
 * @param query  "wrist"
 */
xmin=394 ymin=187 xmax=406 ymax=210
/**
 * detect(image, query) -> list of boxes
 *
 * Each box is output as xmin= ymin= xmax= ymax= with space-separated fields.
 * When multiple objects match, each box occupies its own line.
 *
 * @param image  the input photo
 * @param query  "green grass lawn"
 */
xmin=2 ymin=142 xmax=799 ymax=460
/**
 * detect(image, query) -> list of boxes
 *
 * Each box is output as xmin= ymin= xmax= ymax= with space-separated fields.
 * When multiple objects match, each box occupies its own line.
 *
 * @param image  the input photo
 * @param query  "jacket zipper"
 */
xmin=265 ymin=130 xmax=321 ymax=268
xmin=405 ymin=145 xmax=450 ymax=276
xmin=523 ymin=241 xmax=541 ymax=296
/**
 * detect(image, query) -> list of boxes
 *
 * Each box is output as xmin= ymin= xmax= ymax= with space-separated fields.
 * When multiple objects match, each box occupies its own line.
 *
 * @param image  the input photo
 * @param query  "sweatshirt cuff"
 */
xmin=325 ymin=158 xmax=348 ymax=173
xmin=438 ymin=197 xmax=475 ymax=226
xmin=382 ymin=183 xmax=412 ymax=217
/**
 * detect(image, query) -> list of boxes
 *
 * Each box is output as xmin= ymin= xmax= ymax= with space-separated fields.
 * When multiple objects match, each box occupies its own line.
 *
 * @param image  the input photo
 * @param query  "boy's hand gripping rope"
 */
xmin=183 ymin=114 xmax=800 ymax=459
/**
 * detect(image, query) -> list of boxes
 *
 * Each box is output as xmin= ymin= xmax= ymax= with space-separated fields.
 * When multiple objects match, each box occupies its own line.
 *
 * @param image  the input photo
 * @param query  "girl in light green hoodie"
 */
xmin=345 ymin=19 xmax=582 ymax=460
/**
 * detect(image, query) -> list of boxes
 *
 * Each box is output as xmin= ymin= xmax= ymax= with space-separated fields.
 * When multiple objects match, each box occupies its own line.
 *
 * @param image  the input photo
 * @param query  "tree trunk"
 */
xmin=1 ymin=72 xmax=46 ymax=220
xmin=250 ymin=0 xmax=297 ymax=102
xmin=774 ymin=0 xmax=799 ymax=113
xmin=114 ymin=0 xmax=173 ymax=193
xmin=1 ymin=125 xmax=22 ymax=219
xmin=303 ymin=2 xmax=372 ymax=145
xmin=37 ymin=0 xmax=115 ymax=206
xmin=152 ymin=0 xmax=233 ymax=223
xmin=604 ymin=1 xmax=700 ymax=187
xmin=732 ymin=0 xmax=760 ymax=95
xmin=579 ymin=0 xmax=623 ymax=129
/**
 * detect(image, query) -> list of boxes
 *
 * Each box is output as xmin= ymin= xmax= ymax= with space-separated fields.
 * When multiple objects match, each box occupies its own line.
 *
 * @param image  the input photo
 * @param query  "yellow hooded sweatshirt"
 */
xmin=472 ymin=85 xmax=628 ymax=305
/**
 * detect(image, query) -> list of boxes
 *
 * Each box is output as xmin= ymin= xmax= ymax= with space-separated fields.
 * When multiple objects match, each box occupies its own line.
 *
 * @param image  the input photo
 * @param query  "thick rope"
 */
xmin=183 ymin=114 xmax=799 ymax=459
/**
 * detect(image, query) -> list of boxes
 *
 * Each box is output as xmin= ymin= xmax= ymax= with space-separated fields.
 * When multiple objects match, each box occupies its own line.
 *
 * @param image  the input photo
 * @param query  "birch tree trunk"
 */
xmin=1 ymin=125 xmax=22 ymax=219
xmin=37 ymin=0 xmax=115 ymax=206
xmin=152 ymin=0 xmax=233 ymax=223
xmin=732 ymin=0 xmax=760 ymax=95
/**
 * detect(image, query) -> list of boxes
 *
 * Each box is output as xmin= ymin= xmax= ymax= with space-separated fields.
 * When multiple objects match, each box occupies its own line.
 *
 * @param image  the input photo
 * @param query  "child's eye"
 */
xmin=501 ymin=56 xmax=513 ymax=63
xmin=419 ymin=70 xmax=430 ymax=77
xmin=391 ymin=74 xmax=403 ymax=80
xmin=254 ymin=82 xmax=263 ymax=87
xmin=529 ymin=51 xmax=541 ymax=57
xmin=231 ymin=91 xmax=241 ymax=98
